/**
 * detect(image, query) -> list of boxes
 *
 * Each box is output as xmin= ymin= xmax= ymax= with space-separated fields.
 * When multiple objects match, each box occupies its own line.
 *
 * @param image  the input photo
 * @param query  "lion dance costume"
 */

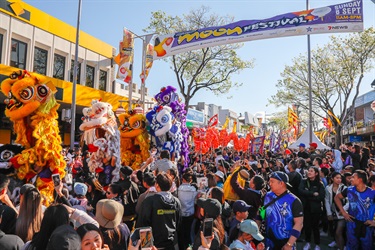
xmin=79 ymin=100 xmax=121 ymax=184
xmin=118 ymin=107 xmax=150 ymax=170
xmin=1 ymin=70 xmax=66 ymax=205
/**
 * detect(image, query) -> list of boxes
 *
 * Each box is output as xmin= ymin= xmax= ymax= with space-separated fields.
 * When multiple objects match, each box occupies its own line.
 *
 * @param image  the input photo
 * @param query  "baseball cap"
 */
xmin=233 ymin=200 xmax=252 ymax=213
xmin=214 ymin=170 xmax=224 ymax=180
xmin=197 ymin=198 xmax=222 ymax=219
xmin=240 ymin=219 xmax=264 ymax=241
xmin=74 ymin=182 xmax=87 ymax=196
xmin=309 ymin=142 xmax=318 ymax=149
xmin=46 ymin=224 xmax=81 ymax=250
xmin=298 ymin=143 xmax=306 ymax=148
xmin=270 ymin=171 xmax=291 ymax=187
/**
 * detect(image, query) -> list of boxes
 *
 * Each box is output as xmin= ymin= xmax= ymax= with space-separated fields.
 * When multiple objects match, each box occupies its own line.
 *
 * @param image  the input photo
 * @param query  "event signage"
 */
xmin=153 ymin=0 xmax=363 ymax=59
xmin=187 ymin=108 xmax=204 ymax=123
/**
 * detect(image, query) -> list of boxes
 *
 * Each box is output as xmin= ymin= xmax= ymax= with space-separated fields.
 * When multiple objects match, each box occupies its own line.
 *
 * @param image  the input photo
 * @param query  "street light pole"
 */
xmin=307 ymin=0 xmax=313 ymax=144
xmin=70 ymin=0 xmax=82 ymax=150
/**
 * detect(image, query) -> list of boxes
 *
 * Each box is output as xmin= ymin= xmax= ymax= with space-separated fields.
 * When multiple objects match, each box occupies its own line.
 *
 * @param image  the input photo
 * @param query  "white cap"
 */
xmin=214 ymin=170 xmax=224 ymax=180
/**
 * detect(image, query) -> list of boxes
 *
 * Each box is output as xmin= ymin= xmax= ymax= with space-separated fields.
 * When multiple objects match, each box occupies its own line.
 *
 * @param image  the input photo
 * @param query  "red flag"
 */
xmin=208 ymin=114 xmax=218 ymax=127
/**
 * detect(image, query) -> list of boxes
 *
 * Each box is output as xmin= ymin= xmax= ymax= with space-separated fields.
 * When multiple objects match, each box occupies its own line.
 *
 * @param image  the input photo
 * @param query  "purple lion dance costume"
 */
xmin=147 ymin=86 xmax=189 ymax=169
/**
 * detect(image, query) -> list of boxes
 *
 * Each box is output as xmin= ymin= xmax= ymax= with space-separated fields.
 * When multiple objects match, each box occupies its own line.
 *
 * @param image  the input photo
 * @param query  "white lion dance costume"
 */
xmin=0 ymin=70 xmax=66 ymax=205
xmin=79 ymin=100 xmax=121 ymax=184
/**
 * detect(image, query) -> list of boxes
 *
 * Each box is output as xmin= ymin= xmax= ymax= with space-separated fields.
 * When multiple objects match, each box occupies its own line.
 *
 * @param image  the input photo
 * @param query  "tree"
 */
xmin=144 ymin=6 xmax=253 ymax=110
xmin=269 ymin=28 xmax=375 ymax=146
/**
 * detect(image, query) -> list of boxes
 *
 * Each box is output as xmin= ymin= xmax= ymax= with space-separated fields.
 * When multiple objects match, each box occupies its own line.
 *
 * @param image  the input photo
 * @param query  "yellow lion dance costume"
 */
xmin=1 ymin=70 xmax=66 ymax=205
xmin=118 ymin=108 xmax=150 ymax=170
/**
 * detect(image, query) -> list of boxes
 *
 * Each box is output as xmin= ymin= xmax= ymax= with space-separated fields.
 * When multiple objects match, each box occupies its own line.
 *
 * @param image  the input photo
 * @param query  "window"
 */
xmin=10 ymin=39 xmax=27 ymax=69
xmin=99 ymin=70 xmax=107 ymax=91
xmin=33 ymin=47 xmax=48 ymax=75
xmin=0 ymin=34 xmax=3 ymax=63
xmin=70 ymin=59 xmax=81 ymax=84
xmin=86 ymin=65 xmax=95 ymax=88
xmin=53 ymin=54 xmax=65 ymax=80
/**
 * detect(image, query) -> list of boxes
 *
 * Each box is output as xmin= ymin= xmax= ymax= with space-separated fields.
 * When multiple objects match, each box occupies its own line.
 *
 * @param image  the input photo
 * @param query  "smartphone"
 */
xmin=203 ymin=218 xmax=214 ymax=238
xmin=139 ymin=227 xmax=153 ymax=250
xmin=51 ymin=173 xmax=61 ymax=187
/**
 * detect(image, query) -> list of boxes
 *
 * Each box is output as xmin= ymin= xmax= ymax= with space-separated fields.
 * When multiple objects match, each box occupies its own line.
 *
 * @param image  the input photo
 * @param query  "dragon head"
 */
xmin=118 ymin=111 xmax=147 ymax=138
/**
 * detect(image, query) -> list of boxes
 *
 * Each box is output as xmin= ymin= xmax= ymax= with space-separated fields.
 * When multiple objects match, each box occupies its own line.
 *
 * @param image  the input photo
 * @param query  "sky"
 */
xmin=24 ymin=0 xmax=375 ymax=116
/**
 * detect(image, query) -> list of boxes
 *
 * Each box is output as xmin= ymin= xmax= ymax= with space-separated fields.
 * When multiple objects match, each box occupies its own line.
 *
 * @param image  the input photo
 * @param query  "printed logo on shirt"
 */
xmin=157 ymin=209 xmax=176 ymax=215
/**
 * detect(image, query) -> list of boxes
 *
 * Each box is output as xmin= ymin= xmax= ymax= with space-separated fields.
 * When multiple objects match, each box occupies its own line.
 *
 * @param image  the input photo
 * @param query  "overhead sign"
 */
xmin=153 ymin=0 xmax=363 ymax=59
xmin=187 ymin=109 xmax=204 ymax=123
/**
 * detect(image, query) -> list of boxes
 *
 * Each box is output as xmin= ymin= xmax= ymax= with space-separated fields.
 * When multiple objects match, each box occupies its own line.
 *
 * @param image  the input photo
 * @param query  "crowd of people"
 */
xmin=1 ymin=141 xmax=375 ymax=250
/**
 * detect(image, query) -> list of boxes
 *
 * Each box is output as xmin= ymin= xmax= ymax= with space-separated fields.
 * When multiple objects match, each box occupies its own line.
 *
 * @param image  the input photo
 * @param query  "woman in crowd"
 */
xmin=325 ymin=172 xmax=346 ymax=250
xmin=229 ymin=220 xmax=265 ymax=250
xmin=360 ymin=147 xmax=370 ymax=170
xmin=15 ymin=188 xmax=42 ymax=243
xmin=85 ymin=176 xmax=106 ymax=213
xmin=208 ymin=187 xmax=232 ymax=232
xmin=77 ymin=223 xmax=109 ymax=250
xmin=299 ymin=166 xmax=325 ymax=250
xmin=105 ymin=183 xmax=123 ymax=203
xmin=96 ymin=199 xmax=130 ymax=250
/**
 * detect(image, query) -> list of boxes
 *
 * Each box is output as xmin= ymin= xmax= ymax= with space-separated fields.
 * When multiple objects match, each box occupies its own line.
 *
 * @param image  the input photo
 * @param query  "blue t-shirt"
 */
xmin=341 ymin=186 xmax=375 ymax=221
xmin=264 ymin=191 xmax=303 ymax=240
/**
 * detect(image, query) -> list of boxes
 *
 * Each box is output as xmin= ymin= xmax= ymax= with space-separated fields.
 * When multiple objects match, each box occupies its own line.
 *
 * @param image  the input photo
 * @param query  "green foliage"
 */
xmin=269 ymin=28 xmax=375 ymax=130
xmin=144 ymin=6 xmax=253 ymax=108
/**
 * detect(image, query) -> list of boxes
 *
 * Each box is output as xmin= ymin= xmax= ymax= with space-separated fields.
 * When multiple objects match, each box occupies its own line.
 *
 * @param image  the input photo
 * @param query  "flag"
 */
xmin=140 ymin=43 xmax=154 ymax=84
xmin=208 ymin=114 xmax=218 ymax=127
xmin=288 ymin=107 xmax=298 ymax=127
xmin=327 ymin=110 xmax=341 ymax=126
xmin=115 ymin=28 xmax=134 ymax=83
xmin=222 ymin=117 xmax=230 ymax=129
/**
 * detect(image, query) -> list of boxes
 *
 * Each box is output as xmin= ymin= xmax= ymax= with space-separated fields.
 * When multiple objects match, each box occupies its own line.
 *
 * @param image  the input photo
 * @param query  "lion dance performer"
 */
xmin=1 ymin=70 xmax=66 ymax=205
xmin=118 ymin=106 xmax=150 ymax=170
xmin=79 ymin=100 xmax=121 ymax=184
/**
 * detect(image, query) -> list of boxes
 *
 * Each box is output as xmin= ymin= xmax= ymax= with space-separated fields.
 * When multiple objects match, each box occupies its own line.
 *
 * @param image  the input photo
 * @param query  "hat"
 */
xmin=240 ymin=220 xmax=264 ymax=241
xmin=74 ymin=182 xmax=87 ymax=196
xmin=270 ymin=171 xmax=290 ymax=185
xmin=120 ymin=166 xmax=133 ymax=177
xmin=96 ymin=199 xmax=124 ymax=229
xmin=197 ymin=198 xmax=222 ymax=218
xmin=20 ymin=183 xmax=35 ymax=195
xmin=46 ymin=224 xmax=81 ymax=250
xmin=298 ymin=143 xmax=306 ymax=148
xmin=214 ymin=170 xmax=224 ymax=180
xmin=239 ymin=169 xmax=250 ymax=180
xmin=233 ymin=200 xmax=252 ymax=213
xmin=309 ymin=142 xmax=318 ymax=149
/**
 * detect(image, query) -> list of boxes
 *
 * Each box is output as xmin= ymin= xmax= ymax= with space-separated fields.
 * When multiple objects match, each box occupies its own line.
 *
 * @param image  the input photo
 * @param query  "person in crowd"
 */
xmin=320 ymin=168 xmax=329 ymax=187
xmin=0 ymin=201 xmax=24 ymax=249
xmin=228 ymin=200 xmax=251 ymax=243
xmin=77 ymin=223 xmax=110 ymax=250
xmin=334 ymin=169 xmax=375 ymax=250
xmin=297 ymin=143 xmax=309 ymax=159
xmin=359 ymin=147 xmax=370 ymax=170
xmin=105 ymin=183 xmax=123 ymax=203
xmin=215 ymin=150 xmax=225 ymax=168
xmin=96 ymin=199 xmax=130 ymax=250
xmin=84 ymin=176 xmax=106 ymax=214
xmin=15 ymin=188 xmax=42 ymax=242
xmin=261 ymin=171 xmax=303 ymax=250
xmin=248 ymin=154 xmax=258 ymax=166
xmin=208 ymin=187 xmax=231 ymax=232
xmin=214 ymin=170 xmax=225 ymax=188
xmin=230 ymin=165 xmax=265 ymax=220
xmin=0 ymin=174 xmax=18 ymax=234
xmin=206 ymin=172 xmax=217 ymax=191
xmin=178 ymin=169 xmax=198 ymax=250
xmin=192 ymin=198 xmax=225 ymax=250
xmin=299 ymin=166 xmax=325 ymax=250
xmin=325 ymin=172 xmax=346 ymax=250
xmin=136 ymin=173 xmax=181 ymax=249
xmin=312 ymin=157 xmax=322 ymax=169
xmin=368 ymin=174 xmax=375 ymax=189
xmin=296 ymin=158 xmax=308 ymax=178
xmin=152 ymin=150 xmax=176 ymax=174
xmin=166 ymin=168 xmax=179 ymax=196
xmin=343 ymin=143 xmax=361 ymax=170
xmin=135 ymin=172 xmax=156 ymax=215
xmin=329 ymin=149 xmax=344 ymax=173
xmin=46 ymin=224 xmax=81 ymax=250
xmin=217 ymin=159 xmax=230 ymax=180
xmin=287 ymin=159 xmax=302 ymax=196
xmin=307 ymin=143 xmax=320 ymax=166
xmin=70 ymin=182 xmax=89 ymax=210
xmin=229 ymin=219 xmax=265 ymax=250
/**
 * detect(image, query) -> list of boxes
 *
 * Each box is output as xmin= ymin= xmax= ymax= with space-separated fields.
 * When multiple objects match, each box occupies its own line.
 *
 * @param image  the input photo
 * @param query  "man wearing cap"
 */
xmin=297 ymin=143 xmax=309 ymax=160
xmin=307 ymin=143 xmax=320 ymax=166
xmin=260 ymin=171 xmax=303 ymax=249
xmin=228 ymin=200 xmax=252 ymax=242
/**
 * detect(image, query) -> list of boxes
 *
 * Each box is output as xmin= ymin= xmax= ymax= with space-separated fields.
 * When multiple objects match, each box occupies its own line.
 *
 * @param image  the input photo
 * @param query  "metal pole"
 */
xmin=307 ymin=0 xmax=313 ymax=143
xmin=141 ymin=38 xmax=146 ymax=112
xmin=70 ymin=0 xmax=82 ymax=150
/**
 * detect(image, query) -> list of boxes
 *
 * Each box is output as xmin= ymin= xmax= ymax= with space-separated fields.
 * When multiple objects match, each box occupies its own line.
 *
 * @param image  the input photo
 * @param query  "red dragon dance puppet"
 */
xmin=1 ymin=70 xmax=66 ymax=205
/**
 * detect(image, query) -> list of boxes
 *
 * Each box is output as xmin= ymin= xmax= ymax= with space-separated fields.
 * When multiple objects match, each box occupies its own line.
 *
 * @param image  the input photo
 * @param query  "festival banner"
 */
xmin=250 ymin=136 xmax=265 ymax=154
xmin=114 ymin=28 xmax=134 ymax=83
xmin=153 ymin=0 xmax=363 ymax=59
xmin=208 ymin=114 xmax=219 ymax=127
xmin=140 ymin=43 xmax=154 ymax=84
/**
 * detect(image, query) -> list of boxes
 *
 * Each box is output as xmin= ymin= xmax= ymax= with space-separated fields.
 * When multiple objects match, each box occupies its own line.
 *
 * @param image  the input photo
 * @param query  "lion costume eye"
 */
xmin=163 ymin=95 xmax=170 ymax=103
xmin=37 ymin=85 xmax=48 ymax=98
xmin=19 ymin=87 xmax=34 ymax=101
xmin=132 ymin=120 xmax=142 ymax=129
xmin=160 ymin=114 xmax=170 ymax=124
